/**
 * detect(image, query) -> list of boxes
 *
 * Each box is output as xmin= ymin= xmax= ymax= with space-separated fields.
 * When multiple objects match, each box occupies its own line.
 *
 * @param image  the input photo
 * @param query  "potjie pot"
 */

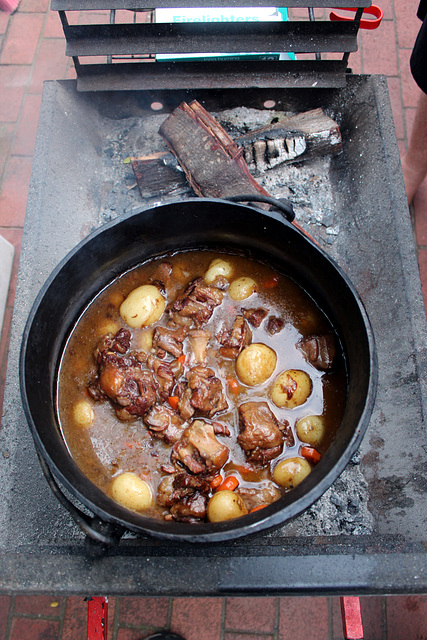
xmin=20 ymin=197 xmax=377 ymax=545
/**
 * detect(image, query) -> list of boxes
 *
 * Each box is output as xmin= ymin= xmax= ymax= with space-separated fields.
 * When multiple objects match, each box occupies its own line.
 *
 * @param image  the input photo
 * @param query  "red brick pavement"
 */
xmin=0 ymin=1 xmax=426 ymax=638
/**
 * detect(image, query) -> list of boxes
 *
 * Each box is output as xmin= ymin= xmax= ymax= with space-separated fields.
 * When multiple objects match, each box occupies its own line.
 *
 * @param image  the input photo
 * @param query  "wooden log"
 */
xmin=158 ymin=100 xmax=272 ymax=203
xmin=130 ymin=151 xmax=189 ymax=198
xmin=236 ymin=108 xmax=342 ymax=173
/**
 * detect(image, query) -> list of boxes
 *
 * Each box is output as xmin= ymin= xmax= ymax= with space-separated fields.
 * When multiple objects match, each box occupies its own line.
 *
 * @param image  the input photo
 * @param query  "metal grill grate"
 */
xmin=52 ymin=1 xmax=371 ymax=91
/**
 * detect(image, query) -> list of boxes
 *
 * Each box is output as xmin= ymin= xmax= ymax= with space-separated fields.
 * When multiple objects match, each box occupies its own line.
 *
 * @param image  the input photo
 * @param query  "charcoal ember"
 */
xmin=218 ymin=315 xmax=252 ymax=359
xmin=297 ymin=334 xmax=336 ymax=370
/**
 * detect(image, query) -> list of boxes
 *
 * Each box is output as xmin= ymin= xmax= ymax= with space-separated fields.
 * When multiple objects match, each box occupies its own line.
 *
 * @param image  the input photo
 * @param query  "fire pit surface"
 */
xmin=0 ymin=75 xmax=426 ymax=595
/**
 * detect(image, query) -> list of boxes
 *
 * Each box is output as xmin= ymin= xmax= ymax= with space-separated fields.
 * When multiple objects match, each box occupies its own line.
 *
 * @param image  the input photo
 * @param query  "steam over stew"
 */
xmin=57 ymin=251 xmax=347 ymax=523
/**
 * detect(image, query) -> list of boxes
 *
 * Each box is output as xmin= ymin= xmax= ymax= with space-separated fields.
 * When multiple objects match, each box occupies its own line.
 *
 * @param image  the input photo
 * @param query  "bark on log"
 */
xmin=158 ymin=100 xmax=272 ymax=202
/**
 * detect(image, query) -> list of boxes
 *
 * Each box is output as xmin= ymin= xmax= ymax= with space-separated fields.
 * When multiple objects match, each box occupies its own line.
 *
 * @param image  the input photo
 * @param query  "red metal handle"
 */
xmin=341 ymin=596 xmax=364 ymax=640
xmin=330 ymin=5 xmax=383 ymax=29
xmin=87 ymin=597 xmax=108 ymax=640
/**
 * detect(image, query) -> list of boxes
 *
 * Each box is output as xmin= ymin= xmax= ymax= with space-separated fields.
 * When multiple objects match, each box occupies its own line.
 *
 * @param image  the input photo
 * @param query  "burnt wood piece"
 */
xmin=159 ymin=100 xmax=272 ymax=203
xmin=130 ymin=151 xmax=189 ymax=198
xmin=236 ymin=108 xmax=342 ymax=173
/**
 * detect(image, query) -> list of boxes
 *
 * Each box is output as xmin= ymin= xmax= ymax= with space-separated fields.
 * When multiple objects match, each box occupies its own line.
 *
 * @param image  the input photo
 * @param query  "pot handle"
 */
xmin=35 ymin=448 xmax=124 ymax=553
xmin=225 ymin=194 xmax=295 ymax=222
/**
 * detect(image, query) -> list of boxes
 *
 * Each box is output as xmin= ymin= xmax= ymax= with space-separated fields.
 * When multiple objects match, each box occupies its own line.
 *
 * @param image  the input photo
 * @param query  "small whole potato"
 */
xmin=207 ymin=489 xmax=249 ymax=522
xmin=296 ymin=415 xmax=326 ymax=447
xmin=204 ymin=258 xmax=233 ymax=284
xmin=236 ymin=343 xmax=277 ymax=386
xmin=228 ymin=277 xmax=257 ymax=301
xmin=73 ymin=400 xmax=95 ymax=428
xmin=273 ymin=457 xmax=311 ymax=489
xmin=270 ymin=369 xmax=312 ymax=408
xmin=97 ymin=320 xmax=121 ymax=336
xmin=120 ymin=285 xmax=166 ymax=328
xmin=111 ymin=472 xmax=153 ymax=511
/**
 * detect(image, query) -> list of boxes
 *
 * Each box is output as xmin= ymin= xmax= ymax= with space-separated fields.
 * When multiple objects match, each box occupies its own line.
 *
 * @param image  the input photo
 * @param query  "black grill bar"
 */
xmin=64 ymin=21 xmax=358 ymax=57
xmin=75 ymin=58 xmax=349 ymax=91
xmin=52 ymin=0 xmax=370 ymax=10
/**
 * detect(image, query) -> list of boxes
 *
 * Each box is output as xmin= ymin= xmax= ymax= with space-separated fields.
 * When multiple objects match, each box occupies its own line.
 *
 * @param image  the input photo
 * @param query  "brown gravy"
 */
xmin=57 ymin=250 xmax=347 ymax=522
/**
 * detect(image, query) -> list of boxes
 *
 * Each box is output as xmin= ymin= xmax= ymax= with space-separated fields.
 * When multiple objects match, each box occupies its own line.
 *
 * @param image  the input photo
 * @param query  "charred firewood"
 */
xmin=159 ymin=100 xmax=273 ymax=203
xmin=236 ymin=108 xmax=342 ymax=174
xmin=130 ymin=151 xmax=189 ymax=198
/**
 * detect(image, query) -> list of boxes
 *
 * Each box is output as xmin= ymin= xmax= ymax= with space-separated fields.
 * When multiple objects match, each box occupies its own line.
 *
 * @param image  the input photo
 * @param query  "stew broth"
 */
xmin=57 ymin=250 xmax=347 ymax=523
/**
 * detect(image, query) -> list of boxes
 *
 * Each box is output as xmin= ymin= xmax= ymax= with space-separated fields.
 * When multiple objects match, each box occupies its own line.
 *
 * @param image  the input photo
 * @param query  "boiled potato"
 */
xmin=73 ymin=400 xmax=95 ymax=428
xmin=120 ymin=285 xmax=166 ymax=328
xmin=228 ymin=277 xmax=257 ymax=301
xmin=236 ymin=343 xmax=277 ymax=386
xmin=137 ymin=328 xmax=154 ymax=352
xmin=270 ymin=369 xmax=312 ymax=408
xmin=273 ymin=457 xmax=311 ymax=489
xmin=207 ymin=489 xmax=248 ymax=522
xmin=111 ymin=472 xmax=153 ymax=511
xmin=97 ymin=320 xmax=121 ymax=336
xmin=296 ymin=415 xmax=326 ymax=447
xmin=204 ymin=258 xmax=233 ymax=284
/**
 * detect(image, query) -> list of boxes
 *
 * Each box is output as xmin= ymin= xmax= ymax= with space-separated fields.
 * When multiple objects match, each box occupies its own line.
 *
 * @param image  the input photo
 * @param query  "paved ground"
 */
xmin=1 ymin=1 xmax=427 ymax=638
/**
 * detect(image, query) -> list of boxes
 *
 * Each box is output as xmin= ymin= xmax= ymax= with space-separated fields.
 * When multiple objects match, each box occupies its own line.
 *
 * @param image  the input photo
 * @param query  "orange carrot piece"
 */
xmin=210 ymin=474 xmax=223 ymax=489
xmin=232 ymin=463 xmax=255 ymax=475
xmin=300 ymin=446 xmax=321 ymax=464
xmin=217 ymin=475 xmax=239 ymax=492
xmin=167 ymin=396 xmax=179 ymax=410
xmin=227 ymin=378 xmax=240 ymax=394
xmin=177 ymin=354 xmax=186 ymax=365
xmin=263 ymin=274 xmax=279 ymax=288
xmin=250 ymin=504 xmax=267 ymax=513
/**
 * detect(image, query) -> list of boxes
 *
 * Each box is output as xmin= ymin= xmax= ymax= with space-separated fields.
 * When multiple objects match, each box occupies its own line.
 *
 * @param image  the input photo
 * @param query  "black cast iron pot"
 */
xmin=20 ymin=197 xmax=377 ymax=546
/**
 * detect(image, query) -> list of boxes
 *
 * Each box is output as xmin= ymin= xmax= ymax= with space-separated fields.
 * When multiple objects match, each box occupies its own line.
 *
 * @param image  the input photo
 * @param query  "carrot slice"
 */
xmin=217 ymin=475 xmax=239 ymax=492
xmin=227 ymin=378 xmax=241 ymax=394
xmin=263 ymin=274 xmax=279 ymax=288
xmin=167 ymin=396 xmax=179 ymax=410
xmin=300 ymin=446 xmax=321 ymax=464
xmin=210 ymin=474 xmax=223 ymax=489
xmin=177 ymin=354 xmax=186 ymax=366
xmin=250 ymin=504 xmax=267 ymax=513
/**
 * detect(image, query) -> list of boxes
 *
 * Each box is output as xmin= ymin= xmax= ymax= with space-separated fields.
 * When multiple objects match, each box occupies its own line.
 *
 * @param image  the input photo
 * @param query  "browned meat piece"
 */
xmin=152 ymin=325 xmax=187 ymax=358
xmin=150 ymin=261 xmax=173 ymax=293
xmin=172 ymin=420 xmax=229 ymax=473
xmin=97 ymin=352 xmax=158 ymax=417
xmin=297 ymin=334 xmax=336 ymax=370
xmin=176 ymin=382 xmax=195 ymax=421
xmin=238 ymin=401 xmax=284 ymax=463
xmin=266 ymin=316 xmax=285 ymax=335
xmin=218 ymin=315 xmax=252 ymax=359
xmin=188 ymin=329 xmax=211 ymax=363
xmin=170 ymin=493 xmax=208 ymax=522
xmin=187 ymin=365 xmax=228 ymax=417
xmin=144 ymin=405 xmax=186 ymax=444
xmin=241 ymin=308 xmax=268 ymax=328
xmin=212 ymin=421 xmax=231 ymax=437
xmin=169 ymin=277 xmax=224 ymax=327
xmin=280 ymin=420 xmax=295 ymax=447
xmin=237 ymin=482 xmax=281 ymax=511
xmin=147 ymin=355 xmax=175 ymax=400
xmin=95 ymin=328 xmax=131 ymax=358
xmin=157 ymin=471 xmax=210 ymax=522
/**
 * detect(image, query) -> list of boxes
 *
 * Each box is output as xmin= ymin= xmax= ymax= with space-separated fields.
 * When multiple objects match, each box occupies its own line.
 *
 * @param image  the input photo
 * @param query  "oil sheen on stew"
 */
xmin=57 ymin=250 xmax=347 ymax=524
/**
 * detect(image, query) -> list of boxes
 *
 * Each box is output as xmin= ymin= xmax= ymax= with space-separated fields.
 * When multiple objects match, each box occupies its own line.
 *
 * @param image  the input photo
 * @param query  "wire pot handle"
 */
xmin=225 ymin=194 xmax=295 ymax=222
